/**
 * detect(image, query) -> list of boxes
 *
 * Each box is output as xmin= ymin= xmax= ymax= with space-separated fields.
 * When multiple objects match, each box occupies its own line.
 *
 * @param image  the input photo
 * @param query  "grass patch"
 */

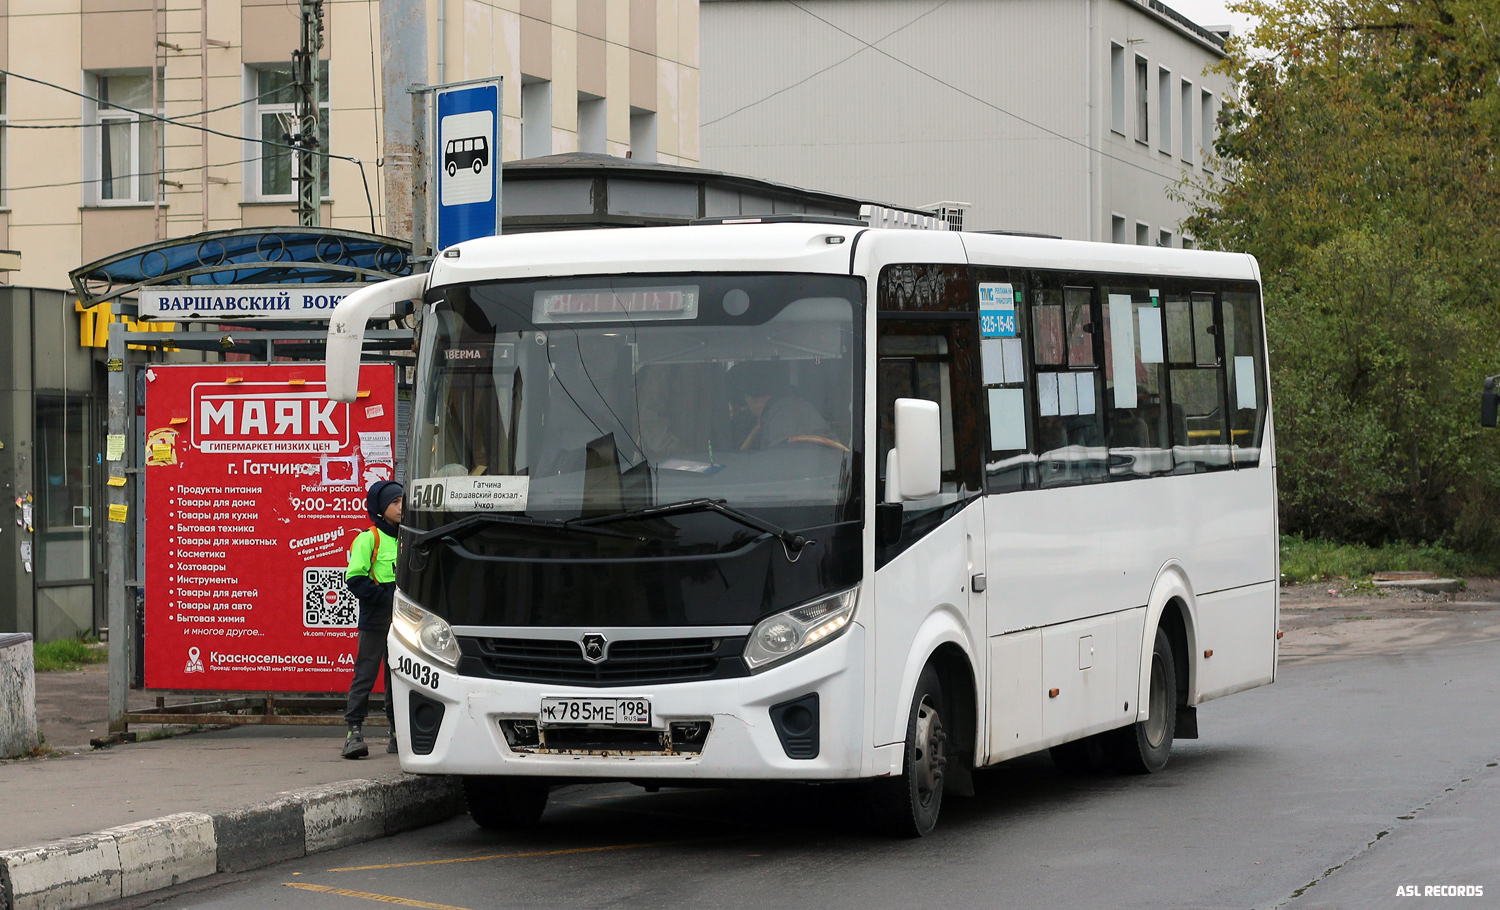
xmin=32 ymin=637 xmax=108 ymax=672
xmin=1280 ymin=535 xmax=1500 ymax=585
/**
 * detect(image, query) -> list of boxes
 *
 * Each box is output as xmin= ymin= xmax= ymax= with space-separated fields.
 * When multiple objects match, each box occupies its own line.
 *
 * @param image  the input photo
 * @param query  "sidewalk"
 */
xmin=4 ymin=664 xmax=406 ymax=850
xmin=0 ymin=665 xmax=460 ymax=910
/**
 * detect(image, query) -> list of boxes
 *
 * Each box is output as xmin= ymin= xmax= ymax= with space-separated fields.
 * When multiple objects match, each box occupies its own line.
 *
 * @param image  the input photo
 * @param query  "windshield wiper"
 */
xmin=570 ymin=498 xmax=812 ymax=555
xmin=411 ymin=513 xmax=642 ymax=552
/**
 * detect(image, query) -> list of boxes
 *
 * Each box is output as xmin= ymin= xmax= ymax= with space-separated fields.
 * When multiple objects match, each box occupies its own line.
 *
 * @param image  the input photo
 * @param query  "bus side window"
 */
xmin=1103 ymin=288 xmax=1171 ymax=478
xmin=1222 ymin=291 xmax=1267 ymax=465
xmin=877 ymin=319 xmax=983 ymax=548
xmin=1164 ymin=291 xmax=1230 ymax=473
xmin=1033 ymin=286 xmax=1105 ymax=489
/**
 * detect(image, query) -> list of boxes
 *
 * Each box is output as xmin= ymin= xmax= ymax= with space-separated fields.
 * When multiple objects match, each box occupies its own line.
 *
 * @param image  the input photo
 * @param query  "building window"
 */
xmin=1136 ymin=221 xmax=1149 ymax=246
xmin=578 ymin=93 xmax=606 ymax=154
xmin=1158 ymin=67 xmax=1172 ymax=154
xmin=1135 ymin=56 xmax=1149 ymax=145
xmin=1112 ymin=213 xmax=1127 ymax=244
xmin=1180 ymin=79 xmax=1194 ymax=162
xmin=1201 ymin=89 xmax=1215 ymax=168
xmin=630 ymin=107 xmax=657 ymax=163
xmin=521 ymin=78 xmax=553 ymax=159
xmin=251 ymin=62 xmax=329 ymax=201
xmin=1110 ymin=43 xmax=1125 ymax=135
xmin=1158 ymin=228 xmax=1173 ymax=248
xmin=35 ymin=395 xmax=94 ymax=585
xmin=90 ymin=72 xmax=163 ymax=204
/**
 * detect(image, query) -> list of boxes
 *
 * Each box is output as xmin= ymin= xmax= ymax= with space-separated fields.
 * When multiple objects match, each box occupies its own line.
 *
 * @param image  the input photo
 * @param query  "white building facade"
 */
xmin=700 ymin=0 xmax=1231 ymax=244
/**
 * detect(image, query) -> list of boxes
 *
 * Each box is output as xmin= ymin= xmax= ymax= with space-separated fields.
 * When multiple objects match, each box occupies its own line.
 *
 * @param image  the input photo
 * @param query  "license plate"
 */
xmin=538 ymin=697 xmax=652 ymax=727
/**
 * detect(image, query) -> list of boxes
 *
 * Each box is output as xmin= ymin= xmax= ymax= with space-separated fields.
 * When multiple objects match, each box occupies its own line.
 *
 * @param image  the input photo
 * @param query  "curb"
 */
xmin=0 ymin=773 xmax=463 ymax=910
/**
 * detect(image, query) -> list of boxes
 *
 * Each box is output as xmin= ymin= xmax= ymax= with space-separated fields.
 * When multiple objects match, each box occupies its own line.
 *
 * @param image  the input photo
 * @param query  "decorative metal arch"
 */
xmin=70 ymin=226 xmax=414 ymax=308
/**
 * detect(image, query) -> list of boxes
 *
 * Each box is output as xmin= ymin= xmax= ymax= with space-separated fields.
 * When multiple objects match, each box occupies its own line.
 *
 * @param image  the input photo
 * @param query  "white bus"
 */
xmin=327 ymin=220 xmax=1277 ymax=837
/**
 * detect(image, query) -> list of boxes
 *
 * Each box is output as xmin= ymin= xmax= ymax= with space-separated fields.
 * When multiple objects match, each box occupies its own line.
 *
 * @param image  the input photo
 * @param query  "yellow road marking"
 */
xmin=282 ymin=882 xmax=474 ymax=910
xmin=328 ymin=840 xmax=690 ymax=871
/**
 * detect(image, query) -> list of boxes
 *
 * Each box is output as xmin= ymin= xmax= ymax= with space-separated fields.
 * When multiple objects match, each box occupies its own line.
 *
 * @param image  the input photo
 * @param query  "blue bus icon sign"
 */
xmin=435 ymin=80 xmax=502 ymax=251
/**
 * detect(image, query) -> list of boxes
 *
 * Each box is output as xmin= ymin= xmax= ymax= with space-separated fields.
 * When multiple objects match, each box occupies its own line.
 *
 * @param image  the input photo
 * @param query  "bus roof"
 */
xmin=426 ymin=222 xmax=1260 ymax=287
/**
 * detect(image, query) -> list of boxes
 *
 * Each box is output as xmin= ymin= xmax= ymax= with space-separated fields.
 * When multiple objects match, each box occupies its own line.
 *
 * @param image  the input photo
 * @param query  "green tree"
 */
xmin=1181 ymin=0 xmax=1500 ymax=550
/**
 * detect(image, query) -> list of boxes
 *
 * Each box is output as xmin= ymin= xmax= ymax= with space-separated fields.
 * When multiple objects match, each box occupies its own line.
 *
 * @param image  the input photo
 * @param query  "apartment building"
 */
xmin=700 ymin=0 xmax=1231 ymax=244
xmin=0 ymin=0 xmax=700 ymax=292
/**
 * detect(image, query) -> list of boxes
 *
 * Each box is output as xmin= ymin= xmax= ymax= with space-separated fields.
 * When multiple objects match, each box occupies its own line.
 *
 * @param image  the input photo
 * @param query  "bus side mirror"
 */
xmin=886 ymin=398 xmax=941 ymax=502
xmin=325 ymin=274 xmax=429 ymax=402
xmin=1484 ymin=381 xmax=1499 ymax=429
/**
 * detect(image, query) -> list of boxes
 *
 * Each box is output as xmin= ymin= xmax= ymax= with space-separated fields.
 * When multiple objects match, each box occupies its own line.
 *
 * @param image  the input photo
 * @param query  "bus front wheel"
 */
xmin=447 ymin=161 xmax=457 ymax=177
xmin=463 ymin=775 xmax=550 ymax=830
xmin=868 ymin=665 xmax=947 ymax=837
xmin=1108 ymin=626 xmax=1177 ymax=774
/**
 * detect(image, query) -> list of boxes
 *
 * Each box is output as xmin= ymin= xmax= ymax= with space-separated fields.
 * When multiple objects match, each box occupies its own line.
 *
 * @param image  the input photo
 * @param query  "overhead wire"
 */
xmin=0 ymin=87 xmax=286 ymax=129
xmin=0 ymin=66 xmax=380 ymax=232
xmin=707 ymin=0 xmax=1193 ymax=183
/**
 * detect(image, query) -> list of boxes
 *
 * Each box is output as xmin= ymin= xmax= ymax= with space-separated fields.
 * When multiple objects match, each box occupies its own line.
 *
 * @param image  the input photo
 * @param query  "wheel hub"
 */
xmin=913 ymin=696 xmax=947 ymax=807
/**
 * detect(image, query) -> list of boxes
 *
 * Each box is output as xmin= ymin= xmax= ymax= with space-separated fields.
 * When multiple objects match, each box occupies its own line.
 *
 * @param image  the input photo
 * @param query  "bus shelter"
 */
xmin=68 ymin=227 xmax=418 ymax=738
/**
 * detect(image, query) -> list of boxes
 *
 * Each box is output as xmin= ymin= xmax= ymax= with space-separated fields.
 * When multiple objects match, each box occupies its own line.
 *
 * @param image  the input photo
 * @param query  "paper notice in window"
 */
xmin=1077 ymin=373 xmax=1097 ymax=415
xmin=1038 ymin=372 xmax=1060 ymax=417
xmin=1109 ymin=295 xmax=1137 ymax=409
xmin=358 ymin=431 xmax=394 ymax=463
xmin=982 ymin=339 xmax=1006 ymax=385
xmin=408 ymin=475 xmax=529 ymax=512
xmin=988 ymin=389 xmax=1027 ymax=451
xmin=1236 ymin=356 xmax=1257 ymax=410
xmin=1138 ymin=306 xmax=1165 ymax=364
xmin=1058 ymin=372 xmax=1079 ymax=416
xmin=1002 ymin=338 xmax=1024 ymax=384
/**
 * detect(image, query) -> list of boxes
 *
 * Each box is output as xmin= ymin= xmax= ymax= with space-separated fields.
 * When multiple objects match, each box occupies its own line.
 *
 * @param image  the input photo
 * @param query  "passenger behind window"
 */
xmin=729 ymin=361 xmax=836 ymax=450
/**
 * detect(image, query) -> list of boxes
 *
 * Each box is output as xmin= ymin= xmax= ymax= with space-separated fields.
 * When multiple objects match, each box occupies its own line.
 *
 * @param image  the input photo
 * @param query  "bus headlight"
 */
xmin=743 ymin=588 xmax=858 ymax=672
xmin=392 ymin=591 xmax=460 ymax=669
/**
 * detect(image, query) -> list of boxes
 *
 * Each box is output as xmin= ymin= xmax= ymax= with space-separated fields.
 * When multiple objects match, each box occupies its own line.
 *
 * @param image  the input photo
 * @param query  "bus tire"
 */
xmin=867 ymin=665 xmax=947 ymax=837
xmin=463 ymin=776 xmax=550 ymax=830
xmin=1108 ymin=626 xmax=1177 ymax=774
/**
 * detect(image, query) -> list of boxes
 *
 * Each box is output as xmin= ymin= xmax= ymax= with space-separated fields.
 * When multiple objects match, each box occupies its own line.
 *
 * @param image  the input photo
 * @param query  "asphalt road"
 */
xmin=117 ymin=627 xmax=1500 ymax=910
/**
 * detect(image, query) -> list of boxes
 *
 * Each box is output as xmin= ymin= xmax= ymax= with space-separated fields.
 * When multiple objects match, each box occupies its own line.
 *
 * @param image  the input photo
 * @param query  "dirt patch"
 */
xmin=1278 ymin=577 xmax=1500 ymax=664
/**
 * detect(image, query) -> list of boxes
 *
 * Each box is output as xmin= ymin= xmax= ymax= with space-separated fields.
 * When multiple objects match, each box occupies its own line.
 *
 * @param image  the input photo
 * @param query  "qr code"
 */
xmin=304 ymin=568 xmax=358 ymax=628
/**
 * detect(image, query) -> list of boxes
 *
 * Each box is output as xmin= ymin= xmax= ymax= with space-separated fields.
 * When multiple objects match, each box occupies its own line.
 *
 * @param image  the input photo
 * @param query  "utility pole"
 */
xmin=293 ymin=0 xmax=325 ymax=226
xmin=380 ymin=0 xmax=428 ymax=245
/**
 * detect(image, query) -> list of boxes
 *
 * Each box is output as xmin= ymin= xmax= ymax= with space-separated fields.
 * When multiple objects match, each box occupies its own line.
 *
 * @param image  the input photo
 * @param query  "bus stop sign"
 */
xmin=434 ymin=79 xmax=502 ymax=251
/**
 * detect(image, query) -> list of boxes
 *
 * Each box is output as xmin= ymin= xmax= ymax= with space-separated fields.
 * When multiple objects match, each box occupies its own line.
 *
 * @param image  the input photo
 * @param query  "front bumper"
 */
xmin=387 ymin=623 xmax=868 ymax=780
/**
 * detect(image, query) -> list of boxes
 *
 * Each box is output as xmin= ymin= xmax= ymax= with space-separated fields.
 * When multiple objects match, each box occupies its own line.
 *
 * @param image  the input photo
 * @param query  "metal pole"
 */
xmin=380 ymin=0 xmax=428 ymax=244
xmin=410 ymin=88 xmax=429 ymax=258
xmin=295 ymin=0 xmax=325 ymax=226
xmin=201 ymin=0 xmax=210 ymax=230
xmin=106 ymin=325 xmax=129 ymax=734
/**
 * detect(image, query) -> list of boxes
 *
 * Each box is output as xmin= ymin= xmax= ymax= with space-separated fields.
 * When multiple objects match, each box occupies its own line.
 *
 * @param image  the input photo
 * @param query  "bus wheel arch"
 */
xmin=926 ymin=642 xmax=977 ymax=798
xmin=1139 ymin=565 xmax=1198 ymax=721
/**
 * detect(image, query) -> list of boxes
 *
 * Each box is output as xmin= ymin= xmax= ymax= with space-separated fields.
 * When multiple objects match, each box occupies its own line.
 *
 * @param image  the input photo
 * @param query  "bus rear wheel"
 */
xmin=1107 ymin=626 xmax=1177 ymax=774
xmin=868 ymin=665 xmax=947 ymax=837
xmin=463 ymin=776 xmax=551 ymax=830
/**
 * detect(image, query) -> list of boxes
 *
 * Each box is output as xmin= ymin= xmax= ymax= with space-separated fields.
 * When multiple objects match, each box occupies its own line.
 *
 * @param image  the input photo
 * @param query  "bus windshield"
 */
xmin=411 ymin=273 xmax=864 ymax=530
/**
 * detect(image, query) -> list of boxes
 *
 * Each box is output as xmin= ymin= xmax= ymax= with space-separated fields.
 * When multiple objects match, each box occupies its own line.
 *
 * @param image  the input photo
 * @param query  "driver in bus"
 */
xmin=731 ymin=361 xmax=834 ymax=449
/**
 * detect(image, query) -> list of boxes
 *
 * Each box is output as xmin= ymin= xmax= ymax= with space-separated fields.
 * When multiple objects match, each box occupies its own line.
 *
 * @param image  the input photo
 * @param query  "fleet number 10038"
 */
xmin=396 ymin=655 xmax=440 ymax=689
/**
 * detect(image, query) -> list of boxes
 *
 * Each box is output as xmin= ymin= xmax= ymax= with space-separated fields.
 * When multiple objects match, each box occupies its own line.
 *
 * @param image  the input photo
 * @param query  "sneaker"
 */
xmin=341 ymin=724 xmax=368 ymax=760
xmin=386 ymin=736 xmax=399 ymax=754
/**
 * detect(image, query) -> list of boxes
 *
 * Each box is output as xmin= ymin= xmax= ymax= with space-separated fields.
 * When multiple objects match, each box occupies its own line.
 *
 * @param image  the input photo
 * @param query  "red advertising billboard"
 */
xmin=144 ymin=363 xmax=397 ymax=692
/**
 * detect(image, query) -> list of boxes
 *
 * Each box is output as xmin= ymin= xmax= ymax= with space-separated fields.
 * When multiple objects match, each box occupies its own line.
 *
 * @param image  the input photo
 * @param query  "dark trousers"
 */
xmin=344 ymin=626 xmax=395 ymax=728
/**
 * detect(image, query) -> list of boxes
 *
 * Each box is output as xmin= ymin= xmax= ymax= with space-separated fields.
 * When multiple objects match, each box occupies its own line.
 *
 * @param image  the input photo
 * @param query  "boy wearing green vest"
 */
xmin=341 ymin=480 xmax=402 ymax=759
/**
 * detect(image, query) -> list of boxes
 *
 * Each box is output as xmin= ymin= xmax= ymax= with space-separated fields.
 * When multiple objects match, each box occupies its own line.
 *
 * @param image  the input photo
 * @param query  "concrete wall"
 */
xmin=700 ymin=0 xmax=1231 ymax=242
xmin=0 ymin=633 xmax=40 ymax=758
